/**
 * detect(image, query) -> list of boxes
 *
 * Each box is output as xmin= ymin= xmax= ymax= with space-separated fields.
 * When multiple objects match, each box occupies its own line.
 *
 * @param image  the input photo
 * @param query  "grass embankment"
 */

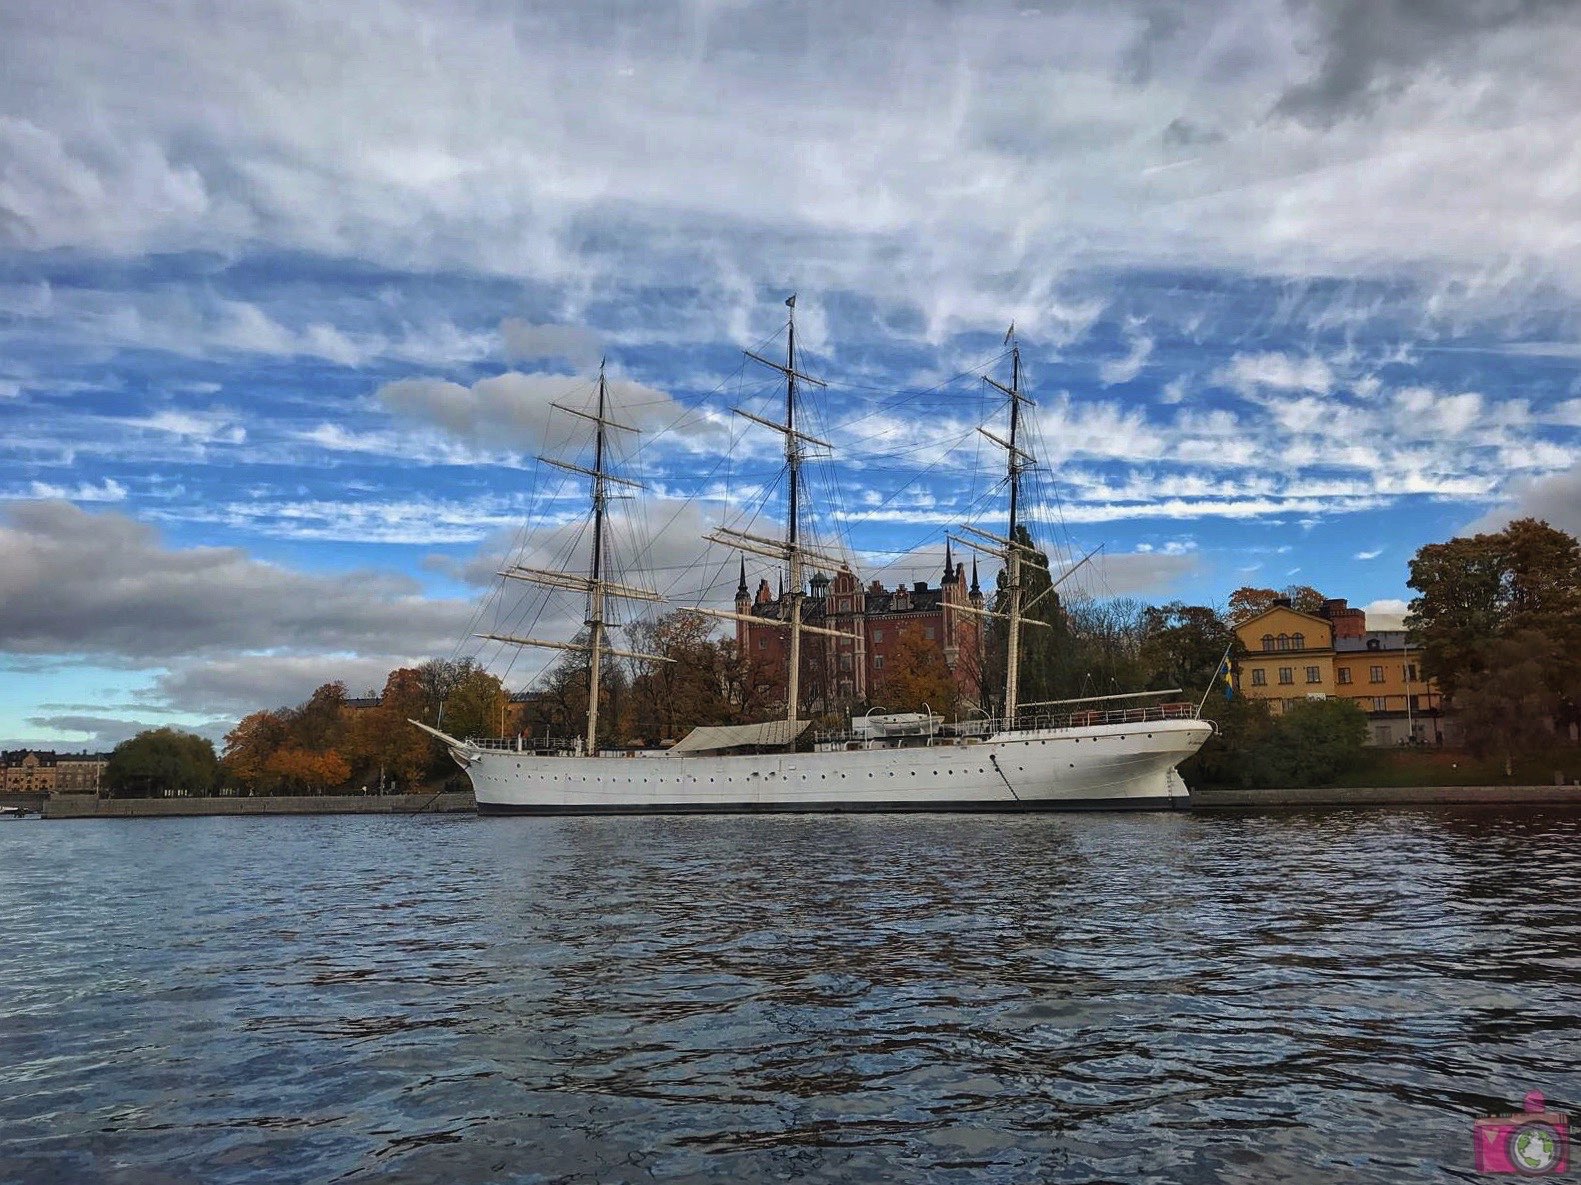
xmin=1327 ymin=746 xmax=1581 ymax=788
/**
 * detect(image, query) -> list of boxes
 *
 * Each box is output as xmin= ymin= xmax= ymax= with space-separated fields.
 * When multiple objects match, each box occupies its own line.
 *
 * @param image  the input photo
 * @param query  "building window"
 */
xmin=1292 ymin=633 xmax=1305 ymax=649
xmin=874 ymin=656 xmax=885 ymax=670
xmin=1278 ymin=667 xmax=1293 ymax=685
xmin=1406 ymin=663 xmax=1418 ymax=682
xmin=1261 ymin=634 xmax=1275 ymax=652
xmin=924 ymin=626 xmax=935 ymax=640
xmin=1278 ymin=633 xmax=1291 ymax=651
xmin=1251 ymin=669 xmax=1267 ymax=686
xmin=873 ymin=629 xmax=883 ymax=642
xmin=1369 ymin=665 xmax=1384 ymax=683
xmin=1305 ymin=666 xmax=1320 ymax=683
xmin=1338 ymin=668 xmax=1352 ymax=685
xmin=1372 ymin=696 xmax=1388 ymax=711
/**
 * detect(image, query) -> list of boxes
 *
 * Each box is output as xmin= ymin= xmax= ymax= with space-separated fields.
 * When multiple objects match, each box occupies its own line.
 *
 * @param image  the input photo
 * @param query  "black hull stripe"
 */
xmin=475 ymin=796 xmax=1184 ymax=816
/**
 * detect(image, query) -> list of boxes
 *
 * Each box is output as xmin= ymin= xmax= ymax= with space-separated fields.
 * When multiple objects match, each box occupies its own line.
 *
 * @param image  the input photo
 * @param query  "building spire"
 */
xmin=943 ymin=538 xmax=955 ymax=584
xmin=970 ymin=555 xmax=981 ymax=597
xmin=736 ymin=556 xmax=748 ymax=597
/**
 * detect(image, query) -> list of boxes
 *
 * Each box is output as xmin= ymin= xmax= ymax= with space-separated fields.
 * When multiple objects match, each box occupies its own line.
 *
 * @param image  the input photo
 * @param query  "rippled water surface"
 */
xmin=3 ymin=809 xmax=1579 ymax=1183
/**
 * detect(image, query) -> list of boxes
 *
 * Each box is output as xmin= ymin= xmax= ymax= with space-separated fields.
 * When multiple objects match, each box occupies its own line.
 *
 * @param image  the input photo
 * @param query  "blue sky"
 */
xmin=4 ymin=0 xmax=1581 ymax=750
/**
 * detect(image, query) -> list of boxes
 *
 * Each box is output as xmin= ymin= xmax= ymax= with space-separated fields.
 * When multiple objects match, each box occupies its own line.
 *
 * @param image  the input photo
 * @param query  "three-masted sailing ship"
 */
xmin=414 ymin=298 xmax=1213 ymax=813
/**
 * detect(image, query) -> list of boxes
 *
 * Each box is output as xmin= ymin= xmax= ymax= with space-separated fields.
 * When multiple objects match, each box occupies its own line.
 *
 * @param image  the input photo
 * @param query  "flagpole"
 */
xmin=1197 ymin=643 xmax=1235 ymax=716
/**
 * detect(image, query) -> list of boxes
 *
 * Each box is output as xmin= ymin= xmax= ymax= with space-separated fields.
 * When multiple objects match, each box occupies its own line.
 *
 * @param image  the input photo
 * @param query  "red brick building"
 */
xmin=735 ymin=543 xmax=986 ymax=716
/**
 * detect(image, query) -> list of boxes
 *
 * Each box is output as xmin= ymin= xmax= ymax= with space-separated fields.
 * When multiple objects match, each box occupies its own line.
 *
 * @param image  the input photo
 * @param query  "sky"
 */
xmin=4 ymin=0 xmax=1581 ymax=752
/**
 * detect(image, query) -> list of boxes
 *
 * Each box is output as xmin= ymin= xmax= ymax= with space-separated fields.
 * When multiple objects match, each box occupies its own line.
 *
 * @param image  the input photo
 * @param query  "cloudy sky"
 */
xmin=4 ymin=0 xmax=1581 ymax=751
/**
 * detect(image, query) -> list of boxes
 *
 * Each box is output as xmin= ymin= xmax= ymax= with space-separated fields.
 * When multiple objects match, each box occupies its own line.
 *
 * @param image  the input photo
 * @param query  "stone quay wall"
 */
xmin=42 ymin=792 xmax=475 ymax=819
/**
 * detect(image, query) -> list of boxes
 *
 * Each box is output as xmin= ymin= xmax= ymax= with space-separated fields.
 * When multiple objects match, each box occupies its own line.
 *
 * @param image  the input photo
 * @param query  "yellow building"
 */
xmin=1233 ymin=601 xmax=1447 ymax=746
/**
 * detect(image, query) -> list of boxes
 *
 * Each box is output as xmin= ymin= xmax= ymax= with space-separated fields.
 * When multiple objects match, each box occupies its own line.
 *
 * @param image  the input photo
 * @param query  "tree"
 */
xmin=1139 ymin=602 xmax=1235 ymax=694
xmin=1226 ymin=585 xmax=1326 ymax=626
xmin=982 ymin=527 xmax=1072 ymax=718
xmin=1183 ymin=695 xmax=1366 ymax=792
xmin=348 ymin=668 xmax=436 ymax=790
xmin=1180 ymin=694 xmax=1275 ymax=791
xmin=223 ymin=709 xmax=290 ymax=790
xmin=105 ymin=728 xmax=221 ymax=797
xmin=520 ymin=637 xmax=629 ymax=750
xmin=874 ymin=628 xmax=958 ymax=717
xmin=1246 ymin=698 xmax=1369 ymax=789
xmin=1407 ymin=519 xmax=1581 ymax=729
xmin=1060 ymin=595 xmax=1149 ymax=701
xmin=443 ymin=665 xmax=510 ymax=743
xmin=286 ymin=681 xmax=349 ymax=753
xmin=1454 ymin=630 xmax=1562 ymax=776
xmin=625 ymin=612 xmax=735 ymax=743
xmin=265 ymin=746 xmax=352 ymax=794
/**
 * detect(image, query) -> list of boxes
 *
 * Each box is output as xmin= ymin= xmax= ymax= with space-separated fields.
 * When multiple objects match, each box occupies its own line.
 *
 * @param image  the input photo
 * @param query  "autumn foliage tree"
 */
xmin=625 ymin=612 xmax=735 ymax=744
xmin=874 ymin=628 xmax=959 ymax=717
xmin=1226 ymin=585 xmax=1327 ymax=626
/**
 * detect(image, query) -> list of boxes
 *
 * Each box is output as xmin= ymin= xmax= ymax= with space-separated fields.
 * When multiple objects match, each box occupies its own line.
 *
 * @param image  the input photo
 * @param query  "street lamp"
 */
xmin=1403 ymin=634 xmax=1414 ymax=743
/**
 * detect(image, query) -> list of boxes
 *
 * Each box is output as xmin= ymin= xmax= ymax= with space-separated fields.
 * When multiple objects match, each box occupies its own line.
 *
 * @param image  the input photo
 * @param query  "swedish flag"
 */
xmin=1218 ymin=658 xmax=1234 ymax=700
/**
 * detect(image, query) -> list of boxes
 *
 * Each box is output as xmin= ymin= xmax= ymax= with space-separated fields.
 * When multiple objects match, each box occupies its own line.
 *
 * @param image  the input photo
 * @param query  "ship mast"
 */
xmin=1002 ymin=336 xmax=1026 ymax=723
xmin=696 ymin=295 xmax=849 ymax=744
xmin=956 ymin=327 xmax=1037 ymax=725
xmin=583 ymin=364 xmax=611 ymax=755
xmin=476 ymin=360 xmax=669 ymax=753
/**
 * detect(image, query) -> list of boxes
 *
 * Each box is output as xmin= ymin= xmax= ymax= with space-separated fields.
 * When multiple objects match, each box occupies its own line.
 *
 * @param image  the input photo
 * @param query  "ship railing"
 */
xmin=813 ymin=701 xmax=1200 ymax=749
xmin=464 ymin=735 xmax=581 ymax=753
xmin=1011 ymin=701 xmax=1201 ymax=732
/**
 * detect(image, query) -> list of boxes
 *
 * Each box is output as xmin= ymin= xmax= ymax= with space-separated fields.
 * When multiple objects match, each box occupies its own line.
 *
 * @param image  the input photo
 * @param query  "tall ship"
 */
xmin=416 ymin=299 xmax=1213 ymax=813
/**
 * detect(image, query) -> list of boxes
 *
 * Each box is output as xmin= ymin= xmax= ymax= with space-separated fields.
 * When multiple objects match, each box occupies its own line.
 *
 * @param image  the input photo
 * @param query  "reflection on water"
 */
xmin=2 ymin=810 xmax=1578 ymax=1183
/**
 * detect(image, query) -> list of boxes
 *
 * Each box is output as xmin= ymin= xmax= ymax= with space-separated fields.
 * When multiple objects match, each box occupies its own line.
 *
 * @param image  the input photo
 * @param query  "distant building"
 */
xmin=735 ymin=543 xmax=986 ymax=716
xmin=2 ymin=750 xmax=110 ymax=794
xmin=1232 ymin=598 xmax=1451 ymax=745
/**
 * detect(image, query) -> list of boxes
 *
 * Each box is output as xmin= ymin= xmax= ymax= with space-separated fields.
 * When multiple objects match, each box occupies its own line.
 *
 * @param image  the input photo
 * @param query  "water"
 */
xmin=2 ymin=810 xmax=1578 ymax=1184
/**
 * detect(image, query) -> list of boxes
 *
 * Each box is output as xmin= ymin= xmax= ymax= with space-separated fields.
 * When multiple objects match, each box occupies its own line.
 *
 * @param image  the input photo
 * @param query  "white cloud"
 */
xmin=1215 ymin=352 xmax=1335 ymax=399
xmin=15 ymin=478 xmax=128 ymax=503
xmin=1098 ymin=327 xmax=1154 ymax=386
xmin=1353 ymin=547 xmax=1383 ymax=560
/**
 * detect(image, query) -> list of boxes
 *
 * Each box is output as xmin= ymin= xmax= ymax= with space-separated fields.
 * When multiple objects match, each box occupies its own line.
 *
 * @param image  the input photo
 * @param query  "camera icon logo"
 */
xmin=1474 ymin=1091 xmax=1569 ymax=1175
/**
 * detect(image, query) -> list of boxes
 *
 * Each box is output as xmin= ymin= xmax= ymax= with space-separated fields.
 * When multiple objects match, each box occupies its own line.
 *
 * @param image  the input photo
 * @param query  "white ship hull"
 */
xmin=452 ymin=718 xmax=1211 ymax=814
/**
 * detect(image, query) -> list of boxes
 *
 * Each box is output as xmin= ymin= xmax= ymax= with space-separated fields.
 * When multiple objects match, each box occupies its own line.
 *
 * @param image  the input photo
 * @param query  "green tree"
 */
xmin=285 ymin=681 xmax=350 ymax=753
xmin=1139 ymin=602 xmax=1235 ymax=694
xmin=982 ymin=527 xmax=1071 ymax=718
xmin=1454 ymin=630 xmax=1562 ymax=776
xmin=1407 ymin=518 xmax=1581 ymax=731
xmin=1180 ymin=694 xmax=1276 ymax=791
xmin=1245 ymin=698 xmax=1369 ymax=789
xmin=105 ymin=728 xmax=221 ymax=797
